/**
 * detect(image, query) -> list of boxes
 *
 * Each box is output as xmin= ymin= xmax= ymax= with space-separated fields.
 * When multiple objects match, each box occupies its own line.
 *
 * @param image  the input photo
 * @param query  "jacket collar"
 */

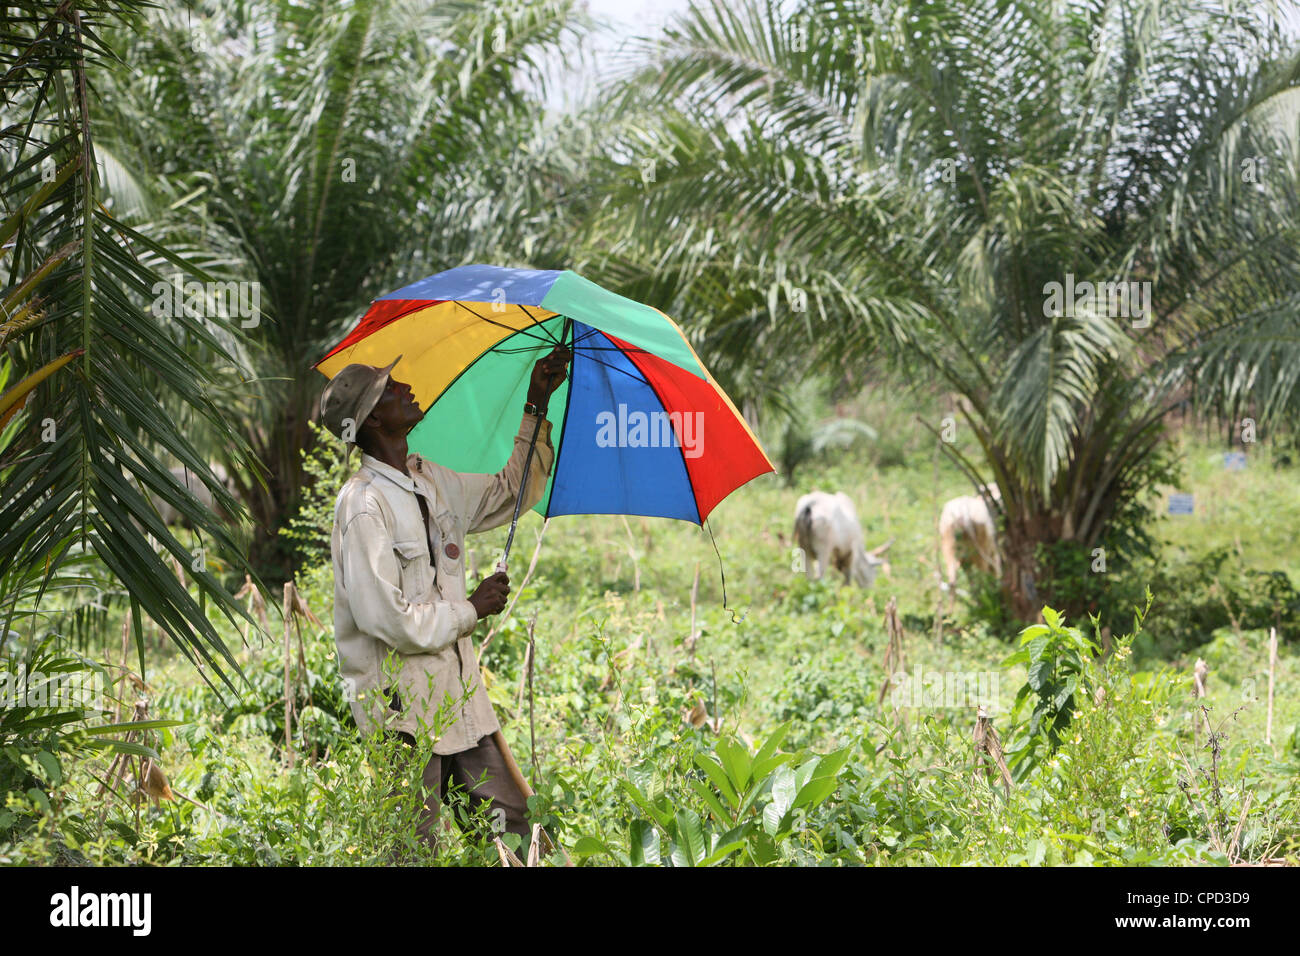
xmin=359 ymin=451 xmax=449 ymax=521
xmin=359 ymin=451 xmax=417 ymax=493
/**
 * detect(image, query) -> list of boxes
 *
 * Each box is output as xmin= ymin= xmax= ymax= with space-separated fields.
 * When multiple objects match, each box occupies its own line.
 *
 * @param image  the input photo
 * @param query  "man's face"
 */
xmin=365 ymin=375 xmax=423 ymax=433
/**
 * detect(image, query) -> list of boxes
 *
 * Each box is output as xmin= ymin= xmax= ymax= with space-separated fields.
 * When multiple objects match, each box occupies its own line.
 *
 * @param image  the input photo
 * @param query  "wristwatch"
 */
xmin=524 ymin=400 xmax=546 ymax=416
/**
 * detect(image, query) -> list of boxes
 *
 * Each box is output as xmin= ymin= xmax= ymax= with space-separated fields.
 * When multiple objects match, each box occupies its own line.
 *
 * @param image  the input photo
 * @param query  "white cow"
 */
xmin=938 ymin=483 xmax=1001 ymax=585
xmin=793 ymin=491 xmax=892 ymax=587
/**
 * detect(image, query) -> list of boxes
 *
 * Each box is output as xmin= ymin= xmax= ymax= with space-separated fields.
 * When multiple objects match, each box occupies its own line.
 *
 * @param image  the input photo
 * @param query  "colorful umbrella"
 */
xmin=315 ymin=264 xmax=774 ymax=536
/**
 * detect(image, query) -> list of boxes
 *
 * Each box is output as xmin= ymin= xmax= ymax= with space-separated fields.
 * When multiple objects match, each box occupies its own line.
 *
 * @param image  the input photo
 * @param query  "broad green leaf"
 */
xmin=573 ymin=836 xmax=624 ymax=864
xmin=688 ymin=778 xmax=733 ymax=824
xmin=620 ymin=779 xmax=670 ymax=829
xmin=794 ymin=755 xmax=820 ymax=793
xmin=751 ymin=752 xmax=793 ymax=783
xmin=715 ymin=737 xmax=753 ymax=791
xmin=628 ymin=819 xmax=660 ymax=866
xmin=762 ymin=800 xmax=785 ymax=836
xmin=792 ymin=774 xmax=840 ymax=811
xmin=693 ymin=752 xmax=739 ymax=808
xmin=817 ymin=746 xmax=853 ymax=780
xmin=1026 ymin=634 xmax=1049 ymax=664
xmin=770 ymin=764 xmax=797 ymax=818
xmin=675 ymin=809 xmax=707 ymax=866
xmin=35 ymin=750 xmax=62 ymax=787
xmin=719 ymin=822 xmax=751 ymax=849
xmin=1027 ymin=839 xmax=1047 ymax=866
xmin=751 ymin=831 xmax=778 ymax=865
xmin=699 ymin=840 xmax=745 ymax=866
xmin=754 ymin=720 xmax=792 ymax=764
xmin=1019 ymin=624 xmax=1049 ymax=645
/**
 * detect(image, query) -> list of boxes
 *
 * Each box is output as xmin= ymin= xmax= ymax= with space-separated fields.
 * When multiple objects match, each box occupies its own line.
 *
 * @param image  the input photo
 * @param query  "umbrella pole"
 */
xmin=496 ymin=317 xmax=571 ymax=574
xmin=489 ymin=320 xmax=575 ymax=865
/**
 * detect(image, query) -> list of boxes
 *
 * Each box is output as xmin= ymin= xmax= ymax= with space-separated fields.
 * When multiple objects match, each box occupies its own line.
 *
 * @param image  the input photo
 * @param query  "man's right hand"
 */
xmin=468 ymin=571 xmax=510 ymax=619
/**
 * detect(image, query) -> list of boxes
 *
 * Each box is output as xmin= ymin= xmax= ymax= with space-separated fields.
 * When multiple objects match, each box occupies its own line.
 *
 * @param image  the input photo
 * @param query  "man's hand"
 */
xmin=526 ymin=345 xmax=572 ymax=409
xmin=468 ymin=571 xmax=510 ymax=619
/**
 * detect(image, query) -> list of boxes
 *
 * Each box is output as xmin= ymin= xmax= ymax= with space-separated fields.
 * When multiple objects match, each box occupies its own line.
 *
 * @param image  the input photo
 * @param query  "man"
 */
xmin=320 ymin=344 xmax=570 ymax=857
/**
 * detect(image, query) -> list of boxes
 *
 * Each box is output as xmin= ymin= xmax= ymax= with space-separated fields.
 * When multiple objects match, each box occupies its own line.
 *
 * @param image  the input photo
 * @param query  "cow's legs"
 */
xmin=940 ymin=528 xmax=960 ymax=585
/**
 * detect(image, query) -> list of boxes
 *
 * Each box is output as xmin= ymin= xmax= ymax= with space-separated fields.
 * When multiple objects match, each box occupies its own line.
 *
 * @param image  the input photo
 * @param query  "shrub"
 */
xmin=1140 ymin=547 xmax=1300 ymax=656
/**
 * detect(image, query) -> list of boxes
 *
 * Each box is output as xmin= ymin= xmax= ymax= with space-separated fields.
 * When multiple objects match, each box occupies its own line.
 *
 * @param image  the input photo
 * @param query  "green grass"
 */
xmin=4 ymin=401 xmax=1298 ymax=866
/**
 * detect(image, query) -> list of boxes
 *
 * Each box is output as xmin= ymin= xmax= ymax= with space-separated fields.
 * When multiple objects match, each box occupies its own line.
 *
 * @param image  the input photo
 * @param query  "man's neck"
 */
xmin=363 ymin=431 xmax=410 ymax=475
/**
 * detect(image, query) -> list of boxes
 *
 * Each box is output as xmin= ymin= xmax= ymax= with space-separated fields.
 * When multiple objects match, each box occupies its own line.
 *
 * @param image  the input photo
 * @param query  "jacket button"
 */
xmin=444 ymin=542 xmax=460 ymax=560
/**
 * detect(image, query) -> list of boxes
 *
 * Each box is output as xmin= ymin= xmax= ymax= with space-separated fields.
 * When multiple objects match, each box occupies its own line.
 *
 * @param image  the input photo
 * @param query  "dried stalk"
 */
xmin=879 ymin=596 xmax=905 ymax=711
xmin=494 ymin=836 xmax=524 ymax=868
xmin=973 ymin=706 xmax=1013 ymax=799
xmin=527 ymin=824 xmax=542 ymax=867
xmin=1192 ymin=658 xmax=1210 ymax=747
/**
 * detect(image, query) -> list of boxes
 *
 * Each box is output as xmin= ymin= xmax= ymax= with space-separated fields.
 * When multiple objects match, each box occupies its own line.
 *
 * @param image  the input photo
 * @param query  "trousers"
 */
xmin=388 ymin=731 xmax=532 ymax=858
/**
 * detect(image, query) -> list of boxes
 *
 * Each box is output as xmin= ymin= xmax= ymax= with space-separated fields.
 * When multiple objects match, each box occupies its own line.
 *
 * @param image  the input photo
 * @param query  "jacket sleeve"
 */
xmin=340 ymin=510 xmax=478 ymax=653
xmin=462 ymin=411 xmax=555 ymax=534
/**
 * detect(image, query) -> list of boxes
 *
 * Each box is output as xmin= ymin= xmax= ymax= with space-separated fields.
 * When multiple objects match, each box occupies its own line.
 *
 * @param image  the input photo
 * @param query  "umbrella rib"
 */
xmin=437 ymin=308 xmax=659 ymax=390
xmin=453 ymin=301 xmax=559 ymax=347
xmin=490 ymin=327 xmax=600 ymax=354
xmin=482 ymin=323 xmax=656 ymax=388
xmin=495 ymin=340 xmax=653 ymax=387
xmin=517 ymin=304 xmax=562 ymax=345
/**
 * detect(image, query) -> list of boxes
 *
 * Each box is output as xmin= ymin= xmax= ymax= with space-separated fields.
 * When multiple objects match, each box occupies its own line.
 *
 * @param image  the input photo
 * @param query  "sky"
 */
xmin=539 ymin=0 xmax=698 ymax=111
xmin=542 ymin=0 xmax=1300 ymax=113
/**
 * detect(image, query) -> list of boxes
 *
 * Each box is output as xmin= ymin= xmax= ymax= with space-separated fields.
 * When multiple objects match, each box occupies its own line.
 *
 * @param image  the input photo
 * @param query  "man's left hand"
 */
xmin=527 ymin=345 xmax=572 ymax=409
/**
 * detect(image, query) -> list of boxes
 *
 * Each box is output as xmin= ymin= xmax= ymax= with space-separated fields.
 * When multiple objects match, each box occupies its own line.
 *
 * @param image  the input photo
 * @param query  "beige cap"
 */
xmin=319 ymin=355 xmax=402 ymax=444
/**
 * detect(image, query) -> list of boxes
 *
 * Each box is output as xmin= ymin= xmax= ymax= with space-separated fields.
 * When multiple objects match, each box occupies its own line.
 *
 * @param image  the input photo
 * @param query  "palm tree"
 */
xmin=594 ymin=0 xmax=1300 ymax=620
xmin=1 ymin=1 xmax=264 ymax=687
xmin=94 ymin=0 xmax=590 ymax=579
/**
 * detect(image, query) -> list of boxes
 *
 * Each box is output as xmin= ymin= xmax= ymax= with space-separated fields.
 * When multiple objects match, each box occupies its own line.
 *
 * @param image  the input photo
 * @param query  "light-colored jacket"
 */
xmin=330 ymin=412 xmax=553 ymax=754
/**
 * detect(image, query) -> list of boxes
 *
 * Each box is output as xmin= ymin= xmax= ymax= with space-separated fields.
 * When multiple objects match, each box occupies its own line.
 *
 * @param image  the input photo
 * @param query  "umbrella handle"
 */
xmin=498 ymin=318 xmax=572 ymax=574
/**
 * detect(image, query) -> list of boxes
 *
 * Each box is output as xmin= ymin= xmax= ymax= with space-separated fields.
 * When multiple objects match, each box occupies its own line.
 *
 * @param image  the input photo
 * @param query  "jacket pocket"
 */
xmin=392 ymin=538 xmax=432 ymax=597
xmin=436 ymin=539 xmax=466 ymax=595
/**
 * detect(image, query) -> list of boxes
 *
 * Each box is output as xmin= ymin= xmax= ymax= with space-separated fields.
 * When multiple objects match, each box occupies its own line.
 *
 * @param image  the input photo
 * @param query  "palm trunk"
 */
xmin=225 ymin=377 xmax=318 ymax=585
xmin=1001 ymin=512 xmax=1046 ymax=622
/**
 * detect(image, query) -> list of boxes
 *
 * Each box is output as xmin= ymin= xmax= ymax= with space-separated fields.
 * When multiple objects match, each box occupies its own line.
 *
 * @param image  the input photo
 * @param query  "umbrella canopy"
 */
xmin=315 ymin=265 xmax=774 ymax=523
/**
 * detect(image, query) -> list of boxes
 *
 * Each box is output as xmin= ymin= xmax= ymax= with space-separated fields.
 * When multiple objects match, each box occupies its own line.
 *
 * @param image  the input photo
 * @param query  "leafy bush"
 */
xmin=0 ymin=635 xmax=177 ymax=860
xmin=1141 ymin=547 xmax=1300 ymax=656
xmin=281 ymin=420 xmax=355 ymax=566
xmin=767 ymin=654 xmax=877 ymax=749
xmin=1002 ymin=605 xmax=1102 ymax=779
xmin=1029 ymin=448 xmax=1180 ymax=631
xmin=574 ymin=721 xmax=853 ymax=866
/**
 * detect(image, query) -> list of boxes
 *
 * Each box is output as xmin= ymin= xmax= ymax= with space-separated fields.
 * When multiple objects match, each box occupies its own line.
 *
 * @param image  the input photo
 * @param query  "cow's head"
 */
xmin=858 ymin=537 xmax=894 ymax=587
